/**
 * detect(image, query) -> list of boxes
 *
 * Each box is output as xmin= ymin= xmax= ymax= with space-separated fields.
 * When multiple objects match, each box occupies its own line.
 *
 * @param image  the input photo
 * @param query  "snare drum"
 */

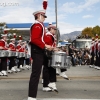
xmin=12 ymin=51 xmax=16 ymax=57
xmin=18 ymin=52 xmax=23 ymax=58
xmin=7 ymin=50 xmax=14 ymax=57
xmin=51 ymin=51 xmax=68 ymax=69
xmin=22 ymin=52 xmax=25 ymax=57
xmin=25 ymin=54 xmax=30 ymax=59
xmin=0 ymin=50 xmax=9 ymax=57
xmin=15 ymin=52 xmax=19 ymax=57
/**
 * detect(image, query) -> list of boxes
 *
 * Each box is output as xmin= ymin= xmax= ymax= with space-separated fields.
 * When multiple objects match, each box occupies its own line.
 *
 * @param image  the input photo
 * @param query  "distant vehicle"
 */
xmin=73 ymin=38 xmax=92 ymax=49
xmin=57 ymin=41 xmax=71 ymax=47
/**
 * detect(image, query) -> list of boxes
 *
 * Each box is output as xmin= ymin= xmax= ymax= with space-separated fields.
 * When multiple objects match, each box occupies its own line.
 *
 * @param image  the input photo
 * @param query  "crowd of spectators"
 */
xmin=68 ymin=44 xmax=91 ymax=66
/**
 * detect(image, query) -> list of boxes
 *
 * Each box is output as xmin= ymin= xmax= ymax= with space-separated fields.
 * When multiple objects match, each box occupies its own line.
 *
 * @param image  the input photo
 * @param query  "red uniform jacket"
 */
xmin=96 ymin=42 xmax=98 ymax=50
xmin=90 ymin=44 xmax=94 ymax=53
xmin=30 ymin=21 xmax=45 ymax=49
xmin=16 ymin=44 xmax=22 ymax=52
xmin=0 ymin=39 xmax=8 ymax=50
xmin=44 ymin=32 xmax=55 ymax=47
xmin=21 ymin=46 xmax=25 ymax=52
xmin=9 ymin=43 xmax=16 ymax=51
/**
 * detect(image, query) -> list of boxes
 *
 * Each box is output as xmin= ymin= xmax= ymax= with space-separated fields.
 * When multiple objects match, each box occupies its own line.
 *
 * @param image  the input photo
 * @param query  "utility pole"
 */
xmin=55 ymin=0 xmax=60 ymax=45
xmin=55 ymin=0 xmax=57 ymax=28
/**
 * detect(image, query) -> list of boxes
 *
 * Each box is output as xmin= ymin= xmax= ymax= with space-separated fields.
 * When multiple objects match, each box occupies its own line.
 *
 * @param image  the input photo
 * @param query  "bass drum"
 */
xmin=50 ymin=51 xmax=68 ymax=69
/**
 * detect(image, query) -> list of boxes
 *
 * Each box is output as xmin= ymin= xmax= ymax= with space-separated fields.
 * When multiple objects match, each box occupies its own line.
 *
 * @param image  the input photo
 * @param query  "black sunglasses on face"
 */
xmin=41 ymin=14 xmax=47 ymax=18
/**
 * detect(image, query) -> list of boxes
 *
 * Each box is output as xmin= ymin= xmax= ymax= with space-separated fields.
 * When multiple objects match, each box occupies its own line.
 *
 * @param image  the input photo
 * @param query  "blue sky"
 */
xmin=0 ymin=0 xmax=100 ymax=34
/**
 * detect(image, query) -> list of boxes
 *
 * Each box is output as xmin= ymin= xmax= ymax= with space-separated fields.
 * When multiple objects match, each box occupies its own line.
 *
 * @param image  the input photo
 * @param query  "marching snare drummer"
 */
xmin=43 ymin=24 xmax=58 ymax=92
xmin=89 ymin=37 xmax=95 ymax=68
xmin=94 ymin=34 xmax=99 ymax=67
xmin=97 ymin=39 xmax=100 ymax=70
xmin=0 ymin=31 xmax=8 ymax=76
xmin=21 ymin=41 xmax=27 ymax=69
xmin=8 ymin=36 xmax=17 ymax=73
xmin=24 ymin=41 xmax=31 ymax=70
xmin=16 ymin=36 xmax=23 ymax=72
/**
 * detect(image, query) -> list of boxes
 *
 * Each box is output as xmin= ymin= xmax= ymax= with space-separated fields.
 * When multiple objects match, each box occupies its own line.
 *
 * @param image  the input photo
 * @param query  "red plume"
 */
xmin=43 ymin=0 xmax=48 ymax=10
xmin=19 ymin=35 xmax=22 ymax=40
xmin=13 ymin=33 xmax=16 ymax=38
xmin=4 ymin=30 xmax=8 ymax=34
xmin=96 ymin=34 xmax=98 ymax=39
xmin=92 ymin=37 xmax=94 ymax=41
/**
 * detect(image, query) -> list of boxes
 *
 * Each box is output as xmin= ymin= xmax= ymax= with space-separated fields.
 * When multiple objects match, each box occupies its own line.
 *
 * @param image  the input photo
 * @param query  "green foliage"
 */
xmin=92 ymin=25 xmax=100 ymax=37
xmin=81 ymin=25 xmax=100 ymax=38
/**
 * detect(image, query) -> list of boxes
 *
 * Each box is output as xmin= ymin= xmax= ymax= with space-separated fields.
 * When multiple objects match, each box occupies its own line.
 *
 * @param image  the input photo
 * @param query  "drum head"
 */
xmin=53 ymin=51 xmax=66 ymax=54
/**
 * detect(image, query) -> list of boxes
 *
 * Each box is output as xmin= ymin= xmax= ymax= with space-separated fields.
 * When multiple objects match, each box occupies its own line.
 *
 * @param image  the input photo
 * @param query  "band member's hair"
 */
xmin=48 ymin=27 xmax=52 ymax=31
xmin=35 ymin=16 xmax=38 ymax=20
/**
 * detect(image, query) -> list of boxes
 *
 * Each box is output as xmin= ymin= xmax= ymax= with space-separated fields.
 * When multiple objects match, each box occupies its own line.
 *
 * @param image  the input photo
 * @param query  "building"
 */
xmin=4 ymin=22 xmax=56 ymax=40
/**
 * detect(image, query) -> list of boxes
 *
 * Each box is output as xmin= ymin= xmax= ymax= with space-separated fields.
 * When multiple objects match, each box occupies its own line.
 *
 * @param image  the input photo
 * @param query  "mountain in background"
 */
xmin=60 ymin=31 xmax=82 ymax=41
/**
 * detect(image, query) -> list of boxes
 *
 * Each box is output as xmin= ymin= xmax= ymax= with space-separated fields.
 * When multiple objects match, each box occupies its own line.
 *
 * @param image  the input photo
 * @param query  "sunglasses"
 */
xmin=41 ymin=14 xmax=47 ymax=18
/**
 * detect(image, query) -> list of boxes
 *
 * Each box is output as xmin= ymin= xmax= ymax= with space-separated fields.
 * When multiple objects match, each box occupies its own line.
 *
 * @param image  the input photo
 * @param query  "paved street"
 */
xmin=0 ymin=65 xmax=100 ymax=100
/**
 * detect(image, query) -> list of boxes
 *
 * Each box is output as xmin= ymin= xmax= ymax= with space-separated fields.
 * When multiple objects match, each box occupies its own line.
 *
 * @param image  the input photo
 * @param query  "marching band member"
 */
xmin=89 ymin=37 xmax=95 ymax=68
xmin=43 ymin=24 xmax=58 ymax=92
xmin=94 ymin=34 xmax=99 ymax=68
xmin=28 ymin=9 xmax=52 ymax=100
xmin=16 ymin=36 xmax=23 ymax=72
xmin=97 ymin=39 xmax=100 ymax=70
xmin=8 ymin=36 xmax=17 ymax=73
xmin=24 ymin=41 xmax=31 ymax=70
xmin=0 ymin=32 xmax=8 ymax=76
xmin=21 ymin=41 xmax=27 ymax=69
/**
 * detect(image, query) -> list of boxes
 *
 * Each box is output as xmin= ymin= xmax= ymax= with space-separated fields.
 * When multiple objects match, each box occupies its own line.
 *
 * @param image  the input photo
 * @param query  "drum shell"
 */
xmin=18 ymin=52 xmax=23 ymax=58
xmin=15 ymin=52 xmax=19 ymax=57
xmin=18 ymin=52 xmax=25 ymax=58
xmin=7 ymin=51 xmax=16 ymax=57
xmin=25 ymin=54 xmax=30 ymax=59
xmin=66 ymin=56 xmax=72 ymax=68
xmin=12 ymin=51 xmax=16 ymax=57
xmin=22 ymin=53 xmax=25 ymax=57
xmin=51 ymin=51 xmax=68 ymax=69
xmin=0 ymin=50 xmax=9 ymax=57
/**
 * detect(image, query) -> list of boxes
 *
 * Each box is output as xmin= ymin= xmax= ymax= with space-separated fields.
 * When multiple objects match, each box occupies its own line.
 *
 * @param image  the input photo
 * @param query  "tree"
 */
xmin=92 ymin=25 xmax=100 ymax=38
xmin=0 ymin=22 xmax=6 ymax=38
xmin=81 ymin=27 xmax=93 ymax=37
